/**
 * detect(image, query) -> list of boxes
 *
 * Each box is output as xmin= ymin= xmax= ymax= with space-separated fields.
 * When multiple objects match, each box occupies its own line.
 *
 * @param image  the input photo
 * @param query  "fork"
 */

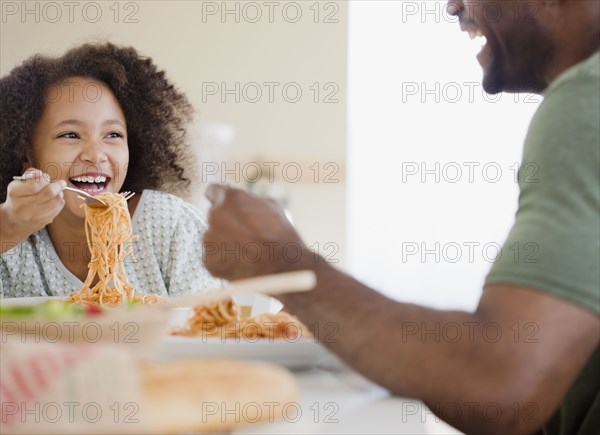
xmin=67 ymin=189 xmax=135 ymax=208
xmin=12 ymin=176 xmax=133 ymax=208
xmin=63 ymin=186 xmax=108 ymax=208
xmin=120 ymin=191 xmax=135 ymax=201
xmin=164 ymin=270 xmax=316 ymax=308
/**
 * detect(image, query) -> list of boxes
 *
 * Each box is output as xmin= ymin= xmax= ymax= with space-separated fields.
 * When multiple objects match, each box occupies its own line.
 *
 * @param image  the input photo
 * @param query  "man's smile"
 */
xmin=460 ymin=19 xmax=490 ymax=68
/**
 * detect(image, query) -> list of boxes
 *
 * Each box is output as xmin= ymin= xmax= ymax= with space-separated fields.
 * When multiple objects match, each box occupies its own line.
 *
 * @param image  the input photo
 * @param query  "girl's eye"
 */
xmin=106 ymin=132 xmax=124 ymax=139
xmin=59 ymin=132 xmax=79 ymax=139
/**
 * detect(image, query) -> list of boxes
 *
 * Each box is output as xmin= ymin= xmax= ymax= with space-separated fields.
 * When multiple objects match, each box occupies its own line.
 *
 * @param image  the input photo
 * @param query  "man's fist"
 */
xmin=202 ymin=184 xmax=313 ymax=281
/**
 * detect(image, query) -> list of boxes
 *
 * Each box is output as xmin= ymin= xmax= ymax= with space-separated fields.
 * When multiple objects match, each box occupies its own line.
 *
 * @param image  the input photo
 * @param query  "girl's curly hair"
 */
xmin=0 ymin=42 xmax=194 ymax=202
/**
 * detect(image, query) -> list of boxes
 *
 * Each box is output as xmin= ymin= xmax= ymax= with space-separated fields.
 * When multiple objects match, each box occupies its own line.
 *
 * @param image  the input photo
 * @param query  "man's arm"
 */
xmin=202 ymin=185 xmax=599 ymax=434
xmin=279 ymin=261 xmax=599 ymax=434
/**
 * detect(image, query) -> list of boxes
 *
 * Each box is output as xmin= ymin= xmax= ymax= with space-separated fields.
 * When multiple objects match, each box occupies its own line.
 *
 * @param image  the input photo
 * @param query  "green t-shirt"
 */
xmin=485 ymin=50 xmax=600 ymax=435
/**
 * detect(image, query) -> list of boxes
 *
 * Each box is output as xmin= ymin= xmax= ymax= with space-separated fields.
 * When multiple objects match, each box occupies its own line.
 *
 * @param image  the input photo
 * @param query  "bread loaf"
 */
xmin=140 ymin=359 xmax=298 ymax=434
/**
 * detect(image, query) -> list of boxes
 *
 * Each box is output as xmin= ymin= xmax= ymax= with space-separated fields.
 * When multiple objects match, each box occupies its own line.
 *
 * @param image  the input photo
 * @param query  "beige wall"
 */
xmin=1 ymin=0 xmax=348 ymax=266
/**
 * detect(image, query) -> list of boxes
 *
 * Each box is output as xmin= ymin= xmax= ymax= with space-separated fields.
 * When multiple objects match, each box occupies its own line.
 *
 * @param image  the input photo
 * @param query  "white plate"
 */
xmin=162 ymin=296 xmax=330 ymax=369
xmin=0 ymin=296 xmax=63 ymax=305
xmin=156 ymin=336 xmax=330 ymax=369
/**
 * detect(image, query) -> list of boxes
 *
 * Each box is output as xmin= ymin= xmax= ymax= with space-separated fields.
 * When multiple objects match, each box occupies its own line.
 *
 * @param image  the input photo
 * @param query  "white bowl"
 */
xmin=0 ymin=296 xmax=170 ymax=360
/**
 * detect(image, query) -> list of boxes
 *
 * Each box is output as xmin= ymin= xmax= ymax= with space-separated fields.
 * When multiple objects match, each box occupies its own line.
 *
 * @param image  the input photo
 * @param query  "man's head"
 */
xmin=447 ymin=0 xmax=600 ymax=94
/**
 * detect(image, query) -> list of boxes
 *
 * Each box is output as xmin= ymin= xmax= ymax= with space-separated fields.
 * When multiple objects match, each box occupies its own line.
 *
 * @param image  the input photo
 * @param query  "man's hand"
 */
xmin=203 ymin=184 xmax=313 ymax=281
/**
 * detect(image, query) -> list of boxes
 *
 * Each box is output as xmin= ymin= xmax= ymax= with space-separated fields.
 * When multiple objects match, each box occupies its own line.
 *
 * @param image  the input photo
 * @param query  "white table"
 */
xmin=236 ymin=355 xmax=462 ymax=435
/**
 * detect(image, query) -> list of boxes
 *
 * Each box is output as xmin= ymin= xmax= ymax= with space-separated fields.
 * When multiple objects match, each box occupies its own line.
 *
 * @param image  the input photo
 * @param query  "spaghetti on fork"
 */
xmin=67 ymin=192 xmax=162 ymax=307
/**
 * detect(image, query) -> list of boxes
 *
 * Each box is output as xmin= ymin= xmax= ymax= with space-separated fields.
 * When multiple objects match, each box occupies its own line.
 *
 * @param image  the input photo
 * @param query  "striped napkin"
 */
xmin=0 ymin=338 xmax=152 ymax=434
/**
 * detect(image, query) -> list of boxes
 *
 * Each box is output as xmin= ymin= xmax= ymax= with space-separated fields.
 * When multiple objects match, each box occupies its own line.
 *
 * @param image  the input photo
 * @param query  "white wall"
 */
xmin=348 ymin=1 xmax=542 ymax=311
xmin=1 ymin=0 xmax=348 ymax=266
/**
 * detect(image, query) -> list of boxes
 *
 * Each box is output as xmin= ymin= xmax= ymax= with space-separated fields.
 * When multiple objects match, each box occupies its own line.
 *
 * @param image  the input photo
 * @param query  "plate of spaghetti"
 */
xmin=159 ymin=297 xmax=331 ymax=369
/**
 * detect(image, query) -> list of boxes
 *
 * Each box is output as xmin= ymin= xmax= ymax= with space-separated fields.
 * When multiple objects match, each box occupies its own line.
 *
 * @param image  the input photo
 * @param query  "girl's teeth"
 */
xmin=71 ymin=175 xmax=107 ymax=183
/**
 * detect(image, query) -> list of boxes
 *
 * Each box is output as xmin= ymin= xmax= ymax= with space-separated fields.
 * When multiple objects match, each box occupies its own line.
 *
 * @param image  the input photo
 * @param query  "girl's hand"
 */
xmin=1 ymin=169 xmax=66 ymax=244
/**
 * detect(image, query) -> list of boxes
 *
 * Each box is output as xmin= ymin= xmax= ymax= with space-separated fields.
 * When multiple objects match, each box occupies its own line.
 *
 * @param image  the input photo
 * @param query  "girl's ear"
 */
xmin=22 ymin=150 xmax=36 ymax=173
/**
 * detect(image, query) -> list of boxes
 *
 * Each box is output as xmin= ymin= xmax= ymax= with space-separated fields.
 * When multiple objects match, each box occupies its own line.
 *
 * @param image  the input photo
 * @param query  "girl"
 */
xmin=0 ymin=43 xmax=220 ymax=298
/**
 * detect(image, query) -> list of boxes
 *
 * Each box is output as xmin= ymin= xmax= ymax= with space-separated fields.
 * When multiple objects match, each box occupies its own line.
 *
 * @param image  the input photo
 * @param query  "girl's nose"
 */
xmin=80 ymin=140 xmax=108 ymax=163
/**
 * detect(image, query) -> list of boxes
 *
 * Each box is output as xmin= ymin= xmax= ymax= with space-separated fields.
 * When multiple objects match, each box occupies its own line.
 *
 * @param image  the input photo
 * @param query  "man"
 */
xmin=202 ymin=0 xmax=600 ymax=433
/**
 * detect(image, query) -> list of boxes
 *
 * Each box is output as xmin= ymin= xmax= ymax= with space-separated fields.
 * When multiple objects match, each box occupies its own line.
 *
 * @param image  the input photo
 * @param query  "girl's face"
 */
xmin=31 ymin=77 xmax=129 ymax=219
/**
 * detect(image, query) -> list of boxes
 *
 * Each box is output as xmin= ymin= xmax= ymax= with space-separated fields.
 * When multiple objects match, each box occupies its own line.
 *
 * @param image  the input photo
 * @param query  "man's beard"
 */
xmin=483 ymin=30 xmax=556 ymax=95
